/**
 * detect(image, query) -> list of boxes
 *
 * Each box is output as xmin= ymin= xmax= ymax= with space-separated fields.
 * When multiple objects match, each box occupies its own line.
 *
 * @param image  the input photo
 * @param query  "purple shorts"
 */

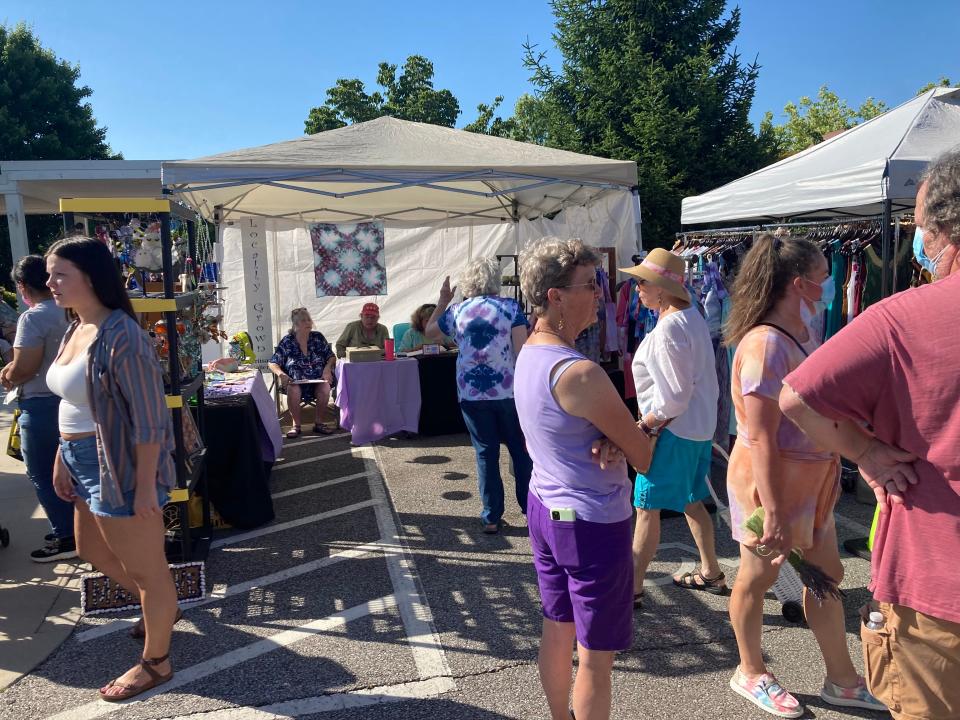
xmin=528 ymin=492 xmax=633 ymax=651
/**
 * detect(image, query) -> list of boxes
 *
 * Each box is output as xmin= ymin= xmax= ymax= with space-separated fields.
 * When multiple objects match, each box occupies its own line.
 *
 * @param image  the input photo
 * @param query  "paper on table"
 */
xmin=291 ymin=378 xmax=328 ymax=385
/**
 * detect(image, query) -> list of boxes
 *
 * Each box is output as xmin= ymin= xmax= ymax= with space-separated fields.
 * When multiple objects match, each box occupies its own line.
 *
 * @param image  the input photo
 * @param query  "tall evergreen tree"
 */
xmin=523 ymin=1 xmax=773 ymax=244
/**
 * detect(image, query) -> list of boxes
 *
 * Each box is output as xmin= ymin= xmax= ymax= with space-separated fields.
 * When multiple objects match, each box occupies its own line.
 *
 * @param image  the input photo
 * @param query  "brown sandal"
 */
xmin=99 ymin=653 xmax=173 ymax=702
xmin=129 ymin=607 xmax=183 ymax=639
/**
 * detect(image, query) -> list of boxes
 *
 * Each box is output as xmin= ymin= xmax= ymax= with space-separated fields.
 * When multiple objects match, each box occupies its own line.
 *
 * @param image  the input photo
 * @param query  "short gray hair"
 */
xmin=288 ymin=307 xmax=312 ymax=335
xmin=458 ymin=257 xmax=502 ymax=298
xmin=519 ymin=236 xmax=601 ymax=314
xmin=921 ymin=148 xmax=960 ymax=245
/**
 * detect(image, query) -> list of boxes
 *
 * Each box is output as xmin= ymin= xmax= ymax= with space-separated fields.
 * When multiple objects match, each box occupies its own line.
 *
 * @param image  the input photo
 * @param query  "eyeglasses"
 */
xmin=561 ymin=279 xmax=600 ymax=290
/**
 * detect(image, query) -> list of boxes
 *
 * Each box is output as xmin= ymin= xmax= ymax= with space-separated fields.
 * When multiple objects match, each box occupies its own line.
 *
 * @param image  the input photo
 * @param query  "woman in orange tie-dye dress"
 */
xmin=722 ymin=234 xmax=884 ymax=718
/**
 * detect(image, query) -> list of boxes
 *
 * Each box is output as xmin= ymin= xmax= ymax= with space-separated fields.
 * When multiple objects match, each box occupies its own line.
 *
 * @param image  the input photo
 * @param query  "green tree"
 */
xmin=916 ymin=77 xmax=953 ymax=95
xmin=762 ymin=85 xmax=887 ymax=159
xmin=304 ymin=55 xmax=460 ymax=133
xmin=0 ymin=23 xmax=115 ymax=160
xmin=0 ymin=23 xmax=118 ymax=287
xmin=518 ymin=0 xmax=773 ymax=245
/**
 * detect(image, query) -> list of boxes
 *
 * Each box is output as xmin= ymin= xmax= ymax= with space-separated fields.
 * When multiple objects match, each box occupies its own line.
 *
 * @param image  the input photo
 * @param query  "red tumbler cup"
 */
xmin=385 ymin=338 xmax=395 ymax=361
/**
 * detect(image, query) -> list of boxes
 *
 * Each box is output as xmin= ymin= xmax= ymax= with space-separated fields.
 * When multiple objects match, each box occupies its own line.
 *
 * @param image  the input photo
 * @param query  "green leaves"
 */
xmin=0 ymin=23 xmax=115 ymax=161
xmin=303 ymin=55 xmax=460 ymax=134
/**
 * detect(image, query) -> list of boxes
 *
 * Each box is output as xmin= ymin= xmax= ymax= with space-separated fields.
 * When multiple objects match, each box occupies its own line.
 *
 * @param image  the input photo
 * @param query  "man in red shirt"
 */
xmin=779 ymin=148 xmax=960 ymax=720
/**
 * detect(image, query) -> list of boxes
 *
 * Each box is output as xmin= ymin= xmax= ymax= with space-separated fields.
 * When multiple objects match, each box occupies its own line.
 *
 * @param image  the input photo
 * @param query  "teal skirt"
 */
xmin=633 ymin=429 xmax=712 ymax=513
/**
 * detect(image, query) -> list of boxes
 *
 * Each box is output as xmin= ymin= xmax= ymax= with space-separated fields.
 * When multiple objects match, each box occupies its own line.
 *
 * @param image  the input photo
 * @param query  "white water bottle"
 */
xmin=865 ymin=611 xmax=884 ymax=630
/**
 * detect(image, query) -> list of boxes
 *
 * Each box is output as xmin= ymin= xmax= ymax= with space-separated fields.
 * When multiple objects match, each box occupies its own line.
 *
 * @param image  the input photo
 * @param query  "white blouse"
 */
xmin=631 ymin=306 xmax=719 ymax=442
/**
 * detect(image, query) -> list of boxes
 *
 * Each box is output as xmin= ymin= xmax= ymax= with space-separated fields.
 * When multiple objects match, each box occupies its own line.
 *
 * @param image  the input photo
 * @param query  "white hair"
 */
xmin=458 ymin=257 xmax=502 ymax=298
xmin=519 ymin=236 xmax=601 ymax=313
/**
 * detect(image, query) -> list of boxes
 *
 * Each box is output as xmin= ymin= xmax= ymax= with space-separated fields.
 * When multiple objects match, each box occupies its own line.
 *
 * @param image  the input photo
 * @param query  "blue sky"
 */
xmin=4 ymin=0 xmax=958 ymax=160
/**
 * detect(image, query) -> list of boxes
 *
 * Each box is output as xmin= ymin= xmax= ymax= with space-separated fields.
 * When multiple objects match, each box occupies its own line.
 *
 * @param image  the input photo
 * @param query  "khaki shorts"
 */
xmin=861 ymin=602 xmax=960 ymax=720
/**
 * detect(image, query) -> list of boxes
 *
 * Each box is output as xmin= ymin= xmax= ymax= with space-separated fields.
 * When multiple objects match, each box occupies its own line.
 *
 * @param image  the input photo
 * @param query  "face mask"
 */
xmin=800 ymin=275 xmax=834 ymax=312
xmin=914 ymin=228 xmax=948 ymax=276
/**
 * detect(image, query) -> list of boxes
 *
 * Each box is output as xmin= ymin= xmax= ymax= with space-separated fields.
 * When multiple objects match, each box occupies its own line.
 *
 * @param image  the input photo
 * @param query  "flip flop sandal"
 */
xmin=673 ymin=570 xmax=728 ymax=595
xmin=313 ymin=423 xmax=335 ymax=435
xmin=129 ymin=608 xmax=183 ymax=640
xmin=285 ymin=426 xmax=302 ymax=439
xmin=99 ymin=653 xmax=173 ymax=702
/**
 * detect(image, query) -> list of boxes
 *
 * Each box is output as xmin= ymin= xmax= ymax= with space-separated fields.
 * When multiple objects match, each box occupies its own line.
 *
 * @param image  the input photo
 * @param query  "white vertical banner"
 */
xmin=240 ymin=218 xmax=274 ymax=362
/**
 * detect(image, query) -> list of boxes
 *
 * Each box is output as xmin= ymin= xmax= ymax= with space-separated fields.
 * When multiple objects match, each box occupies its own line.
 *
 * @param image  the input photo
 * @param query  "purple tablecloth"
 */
xmin=204 ymin=371 xmax=283 ymax=462
xmin=335 ymin=358 xmax=421 ymax=444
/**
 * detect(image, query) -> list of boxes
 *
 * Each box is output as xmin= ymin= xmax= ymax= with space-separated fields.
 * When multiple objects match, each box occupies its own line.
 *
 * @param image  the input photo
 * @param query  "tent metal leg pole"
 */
xmin=881 ymin=199 xmax=892 ymax=298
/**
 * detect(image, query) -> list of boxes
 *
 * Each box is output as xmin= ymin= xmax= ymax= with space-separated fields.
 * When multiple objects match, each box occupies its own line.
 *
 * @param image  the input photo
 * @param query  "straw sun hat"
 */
xmin=619 ymin=248 xmax=690 ymax=305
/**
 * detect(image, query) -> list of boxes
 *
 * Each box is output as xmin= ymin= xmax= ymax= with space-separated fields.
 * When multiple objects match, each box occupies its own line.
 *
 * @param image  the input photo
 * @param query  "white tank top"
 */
xmin=46 ymin=354 xmax=96 ymax=434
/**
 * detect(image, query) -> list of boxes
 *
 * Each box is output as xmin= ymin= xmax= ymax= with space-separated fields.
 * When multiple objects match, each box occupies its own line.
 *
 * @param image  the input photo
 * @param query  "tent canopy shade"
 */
xmin=681 ymin=87 xmax=960 ymax=225
xmin=162 ymin=116 xmax=638 ymax=223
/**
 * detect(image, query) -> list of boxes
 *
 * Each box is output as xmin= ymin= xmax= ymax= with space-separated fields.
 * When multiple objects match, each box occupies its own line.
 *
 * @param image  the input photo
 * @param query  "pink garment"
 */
xmin=785 ymin=272 xmax=960 ymax=625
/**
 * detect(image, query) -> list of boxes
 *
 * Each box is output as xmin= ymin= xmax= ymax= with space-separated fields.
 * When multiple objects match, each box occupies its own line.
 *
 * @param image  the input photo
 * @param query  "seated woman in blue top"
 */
xmin=398 ymin=304 xmax=455 ymax=353
xmin=268 ymin=307 xmax=336 ymax=438
xmin=515 ymin=236 xmax=651 ymax=720
xmin=425 ymin=257 xmax=532 ymax=534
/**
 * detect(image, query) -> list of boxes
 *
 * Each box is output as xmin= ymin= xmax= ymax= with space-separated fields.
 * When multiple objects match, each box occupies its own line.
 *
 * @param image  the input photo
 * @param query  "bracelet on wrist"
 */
xmin=639 ymin=418 xmax=658 ymax=437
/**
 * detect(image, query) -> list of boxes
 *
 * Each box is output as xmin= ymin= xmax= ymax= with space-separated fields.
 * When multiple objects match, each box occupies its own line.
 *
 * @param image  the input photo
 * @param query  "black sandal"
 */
xmin=633 ymin=590 xmax=645 ymax=609
xmin=99 ymin=653 xmax=173 ymax=702
xmin=673 ymin=570 xmax=727 ymax=595
xmin=129 ymin=607 xmax=183 ymax=639
xmin=313 ymin=423 xmax=335 ymax=435
xmin=285 ymin=425 xmax=302 ymax=439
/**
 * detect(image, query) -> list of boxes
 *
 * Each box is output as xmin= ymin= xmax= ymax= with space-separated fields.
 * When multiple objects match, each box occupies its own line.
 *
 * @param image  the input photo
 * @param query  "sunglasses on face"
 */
xmin=561 ymin=278 xmax=600 ymax=290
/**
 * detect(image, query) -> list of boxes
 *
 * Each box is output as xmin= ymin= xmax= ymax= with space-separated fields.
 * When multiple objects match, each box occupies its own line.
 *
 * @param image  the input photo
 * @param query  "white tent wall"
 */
xmin=219 ymin=190 xmax=637 ymax=354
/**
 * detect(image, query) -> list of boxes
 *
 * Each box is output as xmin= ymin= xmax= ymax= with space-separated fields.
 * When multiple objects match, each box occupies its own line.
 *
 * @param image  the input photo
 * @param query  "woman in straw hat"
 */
xmin=620 ymin=248 xmax=724 ymax=608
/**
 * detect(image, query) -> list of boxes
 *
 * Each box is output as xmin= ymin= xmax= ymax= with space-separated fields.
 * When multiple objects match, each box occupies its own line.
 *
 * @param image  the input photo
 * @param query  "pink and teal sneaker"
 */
xmin=821 ymin=676 xmax=888 ymax=711
xmin=730 ymin=667 xmax=804 ymax=718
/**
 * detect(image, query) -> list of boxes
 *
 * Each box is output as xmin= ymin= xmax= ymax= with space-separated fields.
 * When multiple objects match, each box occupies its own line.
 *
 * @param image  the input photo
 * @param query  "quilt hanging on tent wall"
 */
xmin=310 ymin=222 xmax=387 ymax=297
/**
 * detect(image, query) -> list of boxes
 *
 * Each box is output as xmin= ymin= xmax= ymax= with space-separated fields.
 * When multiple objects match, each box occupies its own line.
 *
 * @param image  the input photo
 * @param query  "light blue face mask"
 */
xmin=914 ymin=228 xmax=947 ymax=276
xmin=817 ymin=275 xmax=836 ymax=311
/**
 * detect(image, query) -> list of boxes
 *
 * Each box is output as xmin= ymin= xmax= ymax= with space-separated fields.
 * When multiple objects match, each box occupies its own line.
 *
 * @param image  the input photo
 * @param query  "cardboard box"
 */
xmin=346 ymin=346 xmax=384 ymax=363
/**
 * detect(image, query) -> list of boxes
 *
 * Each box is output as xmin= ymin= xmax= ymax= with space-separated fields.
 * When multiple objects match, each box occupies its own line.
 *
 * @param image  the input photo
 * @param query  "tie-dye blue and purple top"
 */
xmin=438 ymin=295 xmax=528 ymax=401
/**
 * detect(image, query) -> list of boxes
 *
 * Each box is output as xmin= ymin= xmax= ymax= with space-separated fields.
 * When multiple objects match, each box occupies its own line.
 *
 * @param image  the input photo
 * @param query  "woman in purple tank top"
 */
xmin=516 ymin=237 xmax=651 ymax=720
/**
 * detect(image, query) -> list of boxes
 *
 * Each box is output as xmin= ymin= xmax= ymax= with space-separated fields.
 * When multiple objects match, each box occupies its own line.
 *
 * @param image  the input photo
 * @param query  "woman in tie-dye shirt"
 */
xmin=426 ymin=258 xmax=532 ymax=534
xmin=723 ymin=235 xmax=883 ymax=718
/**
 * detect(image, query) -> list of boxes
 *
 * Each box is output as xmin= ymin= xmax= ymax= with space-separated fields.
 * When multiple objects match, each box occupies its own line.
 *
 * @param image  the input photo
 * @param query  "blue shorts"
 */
xmin=633 ymin=429 xmax=712 ymax=513
xmin=60 ymin=436 xmax=169 ymax=518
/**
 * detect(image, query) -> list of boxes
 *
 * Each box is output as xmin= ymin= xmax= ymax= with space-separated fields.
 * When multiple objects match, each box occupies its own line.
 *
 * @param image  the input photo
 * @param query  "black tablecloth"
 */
xmin=415 ymin=353 xmax=466 ymax=435
xmin=203 ymin=396 xmax=275 ymax=529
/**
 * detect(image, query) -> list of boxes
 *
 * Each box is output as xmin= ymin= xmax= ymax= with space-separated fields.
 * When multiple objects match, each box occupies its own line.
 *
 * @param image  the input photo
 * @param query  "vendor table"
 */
xmin=415 ymin=353 xmax=466 ymax=435
xmin=203 ymin=371 xmax=282 ymax=529
xmin=335 ymin=358 xmax=421 ymax=444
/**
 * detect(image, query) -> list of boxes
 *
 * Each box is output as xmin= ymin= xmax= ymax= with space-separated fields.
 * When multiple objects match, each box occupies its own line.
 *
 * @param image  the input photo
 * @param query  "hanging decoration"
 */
xmin=310 ymin=221 xmax=387 ymax=297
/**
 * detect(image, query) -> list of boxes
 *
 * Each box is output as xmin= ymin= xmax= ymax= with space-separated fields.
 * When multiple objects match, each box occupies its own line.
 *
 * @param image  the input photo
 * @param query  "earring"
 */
xmin=558 ymin=311 xmax=565 ymax=331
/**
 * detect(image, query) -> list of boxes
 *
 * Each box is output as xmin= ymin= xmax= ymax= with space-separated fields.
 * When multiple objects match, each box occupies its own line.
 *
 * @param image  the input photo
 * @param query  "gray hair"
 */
xmin=288 ymin=307 xmax=312 ymax=335
xmin=458 ymin=257 xmax=502 ymax=298
xmin=519 ymin=236 xmax=602 ymax=314
xmin=921 ymin=148 xmax=960 ymax=245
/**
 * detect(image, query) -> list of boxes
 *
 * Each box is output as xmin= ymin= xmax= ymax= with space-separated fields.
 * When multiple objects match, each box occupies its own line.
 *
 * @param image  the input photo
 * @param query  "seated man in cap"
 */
xmin=335 ymin=303 xmax=390 ymax=358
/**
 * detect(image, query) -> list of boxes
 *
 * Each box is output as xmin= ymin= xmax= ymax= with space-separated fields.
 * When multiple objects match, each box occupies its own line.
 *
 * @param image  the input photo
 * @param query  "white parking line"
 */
xmin=210 ymin=499 xmax=380 ymax=549
xmin=282 ymin=433 xmax=350 ymax=449
xmin=48 ymin=596 xmax=399 ymax=720
xmin=273 ymin=446 xmax=373 ymax=470
xmin=271 ymin=471 xmax=374 ymax=499
xmin=75 ymin=541 xmax=385 ymax=643
xmin=364 ymin=446 xmax=454 ymax=683
xmin=164 ymin=676 xmax=458 ymax=719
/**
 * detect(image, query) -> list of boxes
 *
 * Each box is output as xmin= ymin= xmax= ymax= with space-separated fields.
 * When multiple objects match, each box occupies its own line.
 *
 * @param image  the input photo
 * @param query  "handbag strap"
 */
xmin=754 ymin=322 xmax=809 ymax=358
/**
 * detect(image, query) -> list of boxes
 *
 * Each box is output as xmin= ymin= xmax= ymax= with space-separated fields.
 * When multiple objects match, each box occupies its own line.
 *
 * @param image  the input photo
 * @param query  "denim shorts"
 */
xmin=527 ymin=491 xmax=633 ymax=651
xmin=60 ymin=436 xmax=169 ymax=518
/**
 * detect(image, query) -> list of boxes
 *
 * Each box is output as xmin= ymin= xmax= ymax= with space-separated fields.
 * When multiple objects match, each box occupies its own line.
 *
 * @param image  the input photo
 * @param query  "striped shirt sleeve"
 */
xmin=112 ymin=328 xmax=169 ymax=445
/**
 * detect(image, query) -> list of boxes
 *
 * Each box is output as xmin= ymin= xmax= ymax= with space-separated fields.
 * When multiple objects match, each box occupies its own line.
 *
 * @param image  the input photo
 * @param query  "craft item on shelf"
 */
xmin=230 ymin=331 xmax=256 ymax=363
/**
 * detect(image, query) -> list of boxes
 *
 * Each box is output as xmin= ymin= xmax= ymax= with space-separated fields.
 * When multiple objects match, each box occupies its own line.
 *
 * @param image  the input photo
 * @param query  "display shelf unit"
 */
xmin=496 ymin=254 xmax=524 ymax=310
xmin=59 ymin=197 xmax=211 ymax=562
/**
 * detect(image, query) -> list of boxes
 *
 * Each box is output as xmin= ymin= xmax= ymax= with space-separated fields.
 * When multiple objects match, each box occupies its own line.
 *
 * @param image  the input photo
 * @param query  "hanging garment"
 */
xmin=824 ymin=242 xmax=847 ymax=339
xmin=860 ymin=242 xmax=914 ymax=309
xmin=845 ymin=258 xmax=860 ymax=325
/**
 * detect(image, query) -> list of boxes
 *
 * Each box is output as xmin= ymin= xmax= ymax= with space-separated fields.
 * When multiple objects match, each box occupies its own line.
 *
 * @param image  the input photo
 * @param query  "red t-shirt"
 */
xmin=784 ymin=271 xmax=960 ymax=624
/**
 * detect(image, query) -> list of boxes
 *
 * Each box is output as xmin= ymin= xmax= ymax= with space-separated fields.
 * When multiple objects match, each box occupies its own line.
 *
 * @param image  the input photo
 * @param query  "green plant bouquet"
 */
xmin=743 ymin=506 xmax=844 ymax=603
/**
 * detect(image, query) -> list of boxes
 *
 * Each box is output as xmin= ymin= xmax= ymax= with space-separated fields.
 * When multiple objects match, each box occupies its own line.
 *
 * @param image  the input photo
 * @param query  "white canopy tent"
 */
xmin=162 ymin=117 xmax=640 ymax=359
xmin=681 ymin=87 xmax=960 ymax=225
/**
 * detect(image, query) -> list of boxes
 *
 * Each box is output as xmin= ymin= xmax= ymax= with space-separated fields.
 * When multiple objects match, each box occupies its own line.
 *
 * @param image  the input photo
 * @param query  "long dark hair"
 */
xmin=45 ymin=236 xmax=136 ymax=320
xmin=723 ymin=234 xmax=822 ymax=346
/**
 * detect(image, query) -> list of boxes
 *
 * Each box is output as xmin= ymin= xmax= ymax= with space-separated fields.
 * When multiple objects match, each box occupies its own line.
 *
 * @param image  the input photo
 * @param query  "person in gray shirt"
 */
xmin=0 ymin=255 xmax=73 ymax=562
